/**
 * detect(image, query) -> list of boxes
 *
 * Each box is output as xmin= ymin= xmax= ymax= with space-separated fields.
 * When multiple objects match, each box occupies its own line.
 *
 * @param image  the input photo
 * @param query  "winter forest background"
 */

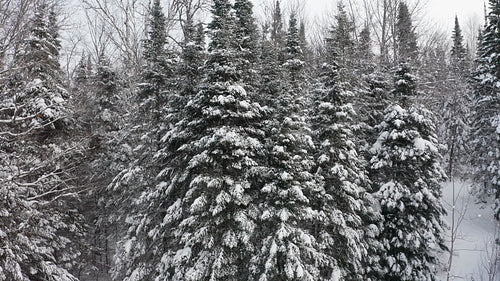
xmin=0 ymin=0 xmax=499 ymax=280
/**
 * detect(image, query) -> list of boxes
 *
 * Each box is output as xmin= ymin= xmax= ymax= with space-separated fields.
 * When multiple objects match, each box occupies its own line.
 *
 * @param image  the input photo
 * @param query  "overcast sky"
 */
xmin=294 ymin=0 xmax=485 ymax=30
xmin=426 ymin=0 xmax=484 ymax=29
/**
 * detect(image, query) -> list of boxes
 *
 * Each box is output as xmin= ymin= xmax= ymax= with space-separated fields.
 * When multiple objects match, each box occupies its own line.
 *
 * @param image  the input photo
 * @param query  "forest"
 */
xmin=0 ymin=0 xmax=499 ymax=280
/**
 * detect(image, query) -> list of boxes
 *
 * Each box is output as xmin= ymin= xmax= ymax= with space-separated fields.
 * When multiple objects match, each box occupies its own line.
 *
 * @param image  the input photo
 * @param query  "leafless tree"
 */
xmin=478 ymin=225 xmax=500 ymax=281
xmin=445 ymin=180 xmax=473 ymax=281
xmin=0 ymin=0 xmax=38 ymax=70
xmin=360 ymin=0 xmax=427 ymax=63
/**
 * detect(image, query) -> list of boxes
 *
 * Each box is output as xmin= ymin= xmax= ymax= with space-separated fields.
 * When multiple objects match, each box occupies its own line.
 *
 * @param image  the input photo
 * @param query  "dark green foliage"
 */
xmin=233 ymin=0 xmax=259 ymax=87
xmin=392 ymin=62 xmax=417 ymax=108
xmin=370 ymin=105 xmax=446 ymax=281
xmin=311 ymin=38 xmax=382 ymax=281
xmin=469 ymin=0 xmax=500 ymax=217
xmin=451 ymin=16 xmax=467 ymax=62
xmin=396 ymin=2 xmax=418 ymax=62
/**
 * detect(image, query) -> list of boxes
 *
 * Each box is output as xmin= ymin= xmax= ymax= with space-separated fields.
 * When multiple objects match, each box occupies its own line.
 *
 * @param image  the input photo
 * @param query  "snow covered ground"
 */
xmin=438 ymin=180 xmax=500 ymax=280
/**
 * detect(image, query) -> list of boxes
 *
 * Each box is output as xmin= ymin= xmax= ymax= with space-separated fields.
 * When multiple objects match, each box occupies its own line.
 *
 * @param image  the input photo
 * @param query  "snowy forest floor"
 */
xmin=438 ymin=180 xmax=500 ymax=280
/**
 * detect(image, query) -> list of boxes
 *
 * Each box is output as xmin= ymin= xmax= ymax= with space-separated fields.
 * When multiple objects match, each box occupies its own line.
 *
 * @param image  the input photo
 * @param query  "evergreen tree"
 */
xmin=298 ymin=21 xmax=313 ymax=65
xmin=114 ymin=0 xmax=266 ymax=279
xmin=258 ymin=2 xmax=285 ymax=108
xmin=233 ymin=0 xmax=259 ymax=89
xmin=176 ymin=19 xmax=205 ymax=109
xmin=270 ymin=0 xmax=285 ymax=46
xmin=469 ymin=0 xmax=500 ymax=218
xmin=331 ymin=1 xmax=356 ymax=76
xmin=392 ymin=62 xmax=417 ymax=108
xmin=357 ymin=24 xmax=374 ymax=65
xmin=110 ymin=0 xmax=176 ymax=278
xmin=396 ymin=2 xmax=418 ymax=62
xmin=311 ymin=25 xmax=383 ymax=280
xmin=370 ymin=104 xmax=446 ymax=281
xmin=451 ymin=16 xmax=467 ymax=63
xmin=11 ymin=2 xmax=68 ymax=132
xmin=74 ymin=53 xmax=90 ymax=86
xmin=251 ymin=13 xmax=340 ymax=281
xmin=284 ymin=14 xmax=305 ymax=92
xmin=0 ymin=5 xmax=82 ymax=280
xmin=84 ymin=53 xmax=127 ymax=280
xmin=439 ymin=16 xmax=471 ymax=178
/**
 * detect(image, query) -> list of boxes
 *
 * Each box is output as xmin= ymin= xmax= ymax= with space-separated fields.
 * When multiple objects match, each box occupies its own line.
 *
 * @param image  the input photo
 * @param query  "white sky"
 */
xmin=294 ymin=0 xmax=485 ymax=31
xmin=426 ymin=0 xmax=484 ymax=30
xmin=253 ymin=0 xmax=485 ymax=50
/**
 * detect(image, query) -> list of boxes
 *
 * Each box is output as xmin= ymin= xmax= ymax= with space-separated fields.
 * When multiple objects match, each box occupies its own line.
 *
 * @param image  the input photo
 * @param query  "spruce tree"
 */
xmin=370 ymin=104 xmax=446 ymax=281
xmin=451 ymin=16 xmax=467 ymax=63
xmin=392 ymin=62 xmax=417 ymax=108
xmin=358 ymin=24 xmax=374 ymax=65
xmin=311 ymin=24 xmax=383 ymax=280
xmin=331 ymin=1 xmax=356 ymax=78
xmin=370 ymin=63 xmax=446 ymax=280
xmin=396 ymin=2 xmax=418 ymax=62
xmin=233 ymin=0 xmax=259 ymax=89
xmin=440 ymin=16 xmax=471 ymax=177
xmin=74 ymin=53 xmax=90 ymax=86
xmin=270 ymin=0 xmax=284 ymax=45
xmin=12 ymin=2 xmax=68 ymax=132
xmin=0 ymin=5 xmax=81 ymax=280
xmin=115 ymin=0 xmax=266 ymax=279
xmin=110 ymin=0 xmax=176 ymax=278
xmin=469 ymin=0 xmax=500 ymax=217
xmin=252 ymin=13 xmax=340 ymax=281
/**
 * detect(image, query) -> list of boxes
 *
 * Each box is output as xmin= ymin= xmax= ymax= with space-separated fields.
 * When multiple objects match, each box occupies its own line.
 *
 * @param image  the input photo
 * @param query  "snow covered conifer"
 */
xmin=469 ymin=0 xmax=500 ymax=217
xmin=370 ymin=104 xmax=446 ymax=281
xmin=439 ymin=16 xmax=471 ymax=177
xmin=330 ymin=1 xmax=356 ymax=81
xmin=270 ymin=1 xmax=285 ymax=46
xmin=284 ymin=13 xmax=305 ymax=94
xmin=251 ymin=13 xmax=341 ymax=281
xmin=0 ymin=4 xmax=82 ymax=280
xmin=152 ymin=0 xmax=267 ymax=278
xmin=311 ymin=24 xmax=383 ymax=280
xmin=396 ymin=2 xmax=418 ymax=62
xmin=392 ymin=62 xmax=417 ymax=108
xmin=110 ymin=0 xmax=177 ymax=278
xmin=12 ymin=2 xmax=68 ymax=133
xmin=451 ymin=16 xmax=467 ymax=64
xmin=114 ymin=0 xmax=266 ymax=279
xmin=233 ymin=0 xmax=259 ymax=89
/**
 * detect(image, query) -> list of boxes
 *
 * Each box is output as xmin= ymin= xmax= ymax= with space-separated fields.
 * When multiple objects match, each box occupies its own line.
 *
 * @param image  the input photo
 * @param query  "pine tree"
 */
xmin=74 ymin=53 xmax=90 ymax=86
xmin=358 ymin=24 xmax=374 ymax=65
xmin=396 ymin=2 xmax=418 ymax=62
xmin=176 ymin=19 xmax=205 ymax=110
xmin=12 ymin=2 xmax=68 ymax=133
xmin=311 ymin=24 xmax=383 ymax=280
xmin=258 ymin=2 xmax=285 ymax=109
xmin=358 ymin=70 xmax=392 ymax=147
xmin=370 ymin=104 xmax=446 ymax=281
xmin=284 ymin=14 xmax=305 ymax=92
xmin=469 ymin=0 xmax=500 ymax=218
xmin=82 ymin=53 xmax=127 ymax=280
xmin=270 ymin=0 xmax=284 ymax=46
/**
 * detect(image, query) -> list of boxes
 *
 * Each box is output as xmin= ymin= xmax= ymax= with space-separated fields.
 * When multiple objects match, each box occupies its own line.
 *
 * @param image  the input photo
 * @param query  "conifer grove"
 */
xmin=0 ymin=0 xmax=499 ymax=280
